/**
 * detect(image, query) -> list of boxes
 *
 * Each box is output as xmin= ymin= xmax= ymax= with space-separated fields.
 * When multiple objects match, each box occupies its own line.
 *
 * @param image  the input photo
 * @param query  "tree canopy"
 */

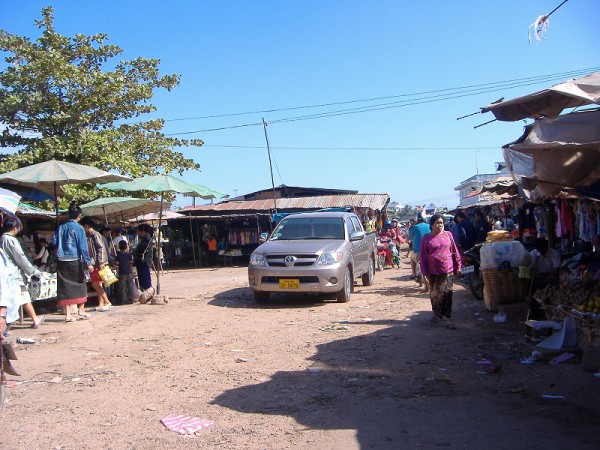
xmin=0 ymin=7 xmax=202 ymax=201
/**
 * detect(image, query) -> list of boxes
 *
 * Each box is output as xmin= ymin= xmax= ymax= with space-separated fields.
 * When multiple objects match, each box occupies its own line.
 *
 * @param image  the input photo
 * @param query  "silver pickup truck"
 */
xmin=248 ymin=211 xmax=377 ymax=303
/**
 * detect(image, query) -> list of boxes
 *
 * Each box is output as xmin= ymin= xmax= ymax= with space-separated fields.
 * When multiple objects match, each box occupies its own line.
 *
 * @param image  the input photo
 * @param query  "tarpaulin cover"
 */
xmin=503 ymin=109 xmax=600 ymax=202
xmin=482 ymin=72 xmax=600 ymax=122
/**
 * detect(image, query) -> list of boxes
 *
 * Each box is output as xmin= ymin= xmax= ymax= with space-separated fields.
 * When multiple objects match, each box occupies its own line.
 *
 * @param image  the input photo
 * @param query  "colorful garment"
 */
xmin=429 ymin=274 xmax=454 ymax=319
xmin=419 ymin=231 xmax=461 ymax=279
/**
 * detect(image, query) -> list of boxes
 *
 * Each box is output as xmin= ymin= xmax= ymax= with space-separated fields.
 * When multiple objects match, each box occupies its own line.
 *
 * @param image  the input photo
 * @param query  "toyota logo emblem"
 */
xmin=284 ymin=255 xmax=297 ymax=267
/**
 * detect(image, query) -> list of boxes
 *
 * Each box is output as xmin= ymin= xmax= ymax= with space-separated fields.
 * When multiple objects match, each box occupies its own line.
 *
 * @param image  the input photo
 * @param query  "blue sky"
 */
xmin=2 ymin=1 xmax=599 ymax=208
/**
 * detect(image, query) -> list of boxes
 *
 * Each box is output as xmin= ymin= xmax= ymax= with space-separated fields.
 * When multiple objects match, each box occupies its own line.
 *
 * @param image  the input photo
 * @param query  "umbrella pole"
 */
xmin=156 ymin=192 xmax=164 ymax=295
xmin=54 ymin=182 xmax=59 ymax=229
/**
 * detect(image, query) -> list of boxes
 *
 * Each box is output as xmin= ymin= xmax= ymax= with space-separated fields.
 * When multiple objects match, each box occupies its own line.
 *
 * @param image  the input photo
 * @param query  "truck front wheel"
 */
xmin=336 ymin=267 xmax=352 ymax=303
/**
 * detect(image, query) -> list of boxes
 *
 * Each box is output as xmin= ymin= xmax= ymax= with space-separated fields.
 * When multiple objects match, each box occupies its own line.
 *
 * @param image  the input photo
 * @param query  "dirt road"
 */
xmin=2 ymin=260 xmax=600 ymax=449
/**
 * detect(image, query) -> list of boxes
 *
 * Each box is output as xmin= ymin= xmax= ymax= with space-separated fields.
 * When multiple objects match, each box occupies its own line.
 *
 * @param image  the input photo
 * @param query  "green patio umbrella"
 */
xmin=80 ymin=197 xmax=165 ymax=224
xmin=98 ymin=174 xmax=228 ymax=293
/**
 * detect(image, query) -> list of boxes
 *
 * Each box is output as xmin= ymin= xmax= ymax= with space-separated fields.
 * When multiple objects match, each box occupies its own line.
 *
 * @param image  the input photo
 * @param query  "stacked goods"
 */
xmin=480 ymin=240 xmax=531 ymax=270
xmin=481 ymin=239 xmax=530 ymax=312
xmin=483 ymin=268 xmax=529 ymax=312
xmin=485 ymin=230 xmax=512 ymax=242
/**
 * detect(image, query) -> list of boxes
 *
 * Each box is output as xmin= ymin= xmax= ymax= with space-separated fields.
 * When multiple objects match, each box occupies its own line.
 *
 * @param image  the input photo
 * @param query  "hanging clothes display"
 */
xmin=228 ymin=229 xmax=258 ymax=245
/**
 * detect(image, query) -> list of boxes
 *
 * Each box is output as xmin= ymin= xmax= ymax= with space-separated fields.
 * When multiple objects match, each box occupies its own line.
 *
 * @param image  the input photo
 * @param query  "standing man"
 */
xmin=528 ymin=238 xmax=561 ymax=319
xmin=455 ymin=211 xmax=476 ymax=254
xmin=407 ymin=212 xmax=431 ymax=291
xmin=473 ymin=210 xmax=490 ymax=244
xmin=207 ymin=235 xmax=218 ymax=266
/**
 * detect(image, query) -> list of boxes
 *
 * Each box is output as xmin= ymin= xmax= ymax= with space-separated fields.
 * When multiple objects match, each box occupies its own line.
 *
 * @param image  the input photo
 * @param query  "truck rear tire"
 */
xmin=336 ymin=267 xmax=351 ymax=303
xmin=362 ymin=258 xmax=374 ymax=286
xmin=253 ymin=291 xmax=270 ymax=303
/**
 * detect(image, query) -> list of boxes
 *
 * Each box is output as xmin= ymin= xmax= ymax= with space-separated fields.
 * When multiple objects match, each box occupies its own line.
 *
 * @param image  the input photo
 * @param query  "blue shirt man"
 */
xmin=408 ymin=221 xmax=430 ymax=256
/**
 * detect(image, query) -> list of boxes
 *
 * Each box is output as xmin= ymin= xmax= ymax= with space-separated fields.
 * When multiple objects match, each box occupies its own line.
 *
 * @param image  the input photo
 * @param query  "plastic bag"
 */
xmin=98 ymin=266 xmax=118 ymax=287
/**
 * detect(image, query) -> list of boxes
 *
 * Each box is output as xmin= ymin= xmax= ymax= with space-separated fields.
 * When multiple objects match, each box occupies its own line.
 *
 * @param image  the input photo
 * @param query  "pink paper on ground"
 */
xmin=160 ymin=414 xmax=214 ymax=434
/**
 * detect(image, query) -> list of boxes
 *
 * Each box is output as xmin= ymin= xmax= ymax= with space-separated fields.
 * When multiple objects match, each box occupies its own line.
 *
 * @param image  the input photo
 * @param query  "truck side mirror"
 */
xmin=259 ymin=232 xmax=270 ymax=243
xmin=350 ymin=231 xmax=365 ymax=241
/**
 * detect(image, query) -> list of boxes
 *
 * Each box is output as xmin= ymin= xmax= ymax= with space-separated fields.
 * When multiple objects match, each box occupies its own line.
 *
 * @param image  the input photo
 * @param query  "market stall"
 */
xmin=476 ymin=71 xmax=600 ymax=368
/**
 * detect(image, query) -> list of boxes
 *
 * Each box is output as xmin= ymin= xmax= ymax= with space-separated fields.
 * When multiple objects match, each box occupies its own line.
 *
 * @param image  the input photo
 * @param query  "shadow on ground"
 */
xmin=212 ymin=310 xmax=600 ymax=448
xmin=208 ymin=287 xmax=335 ymax=309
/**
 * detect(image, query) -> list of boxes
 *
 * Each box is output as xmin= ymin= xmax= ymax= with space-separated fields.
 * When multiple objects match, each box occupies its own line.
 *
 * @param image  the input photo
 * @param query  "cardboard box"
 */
xmin=525 ymin=320 xmax=562 ymax=343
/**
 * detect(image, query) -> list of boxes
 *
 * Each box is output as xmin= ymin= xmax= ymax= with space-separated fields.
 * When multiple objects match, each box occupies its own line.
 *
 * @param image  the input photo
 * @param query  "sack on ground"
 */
xmin=138 ymin=286 xmax=155 ymax=304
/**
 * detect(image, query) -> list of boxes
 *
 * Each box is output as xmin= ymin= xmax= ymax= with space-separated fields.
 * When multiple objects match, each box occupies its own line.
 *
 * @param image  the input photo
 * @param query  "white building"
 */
xmin=455 ymin=164 xmax=510 ymax=207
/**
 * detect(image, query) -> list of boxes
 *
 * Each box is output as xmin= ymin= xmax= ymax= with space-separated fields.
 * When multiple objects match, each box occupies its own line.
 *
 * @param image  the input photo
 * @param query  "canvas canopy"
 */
xmin=482 ymin=72 xmax=600 ymax=122
xmin=503 ymin=109 xmax=600 ymax=202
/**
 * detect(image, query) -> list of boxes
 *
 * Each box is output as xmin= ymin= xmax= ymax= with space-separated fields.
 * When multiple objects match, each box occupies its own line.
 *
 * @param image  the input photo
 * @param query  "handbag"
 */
xmin=445 ymin=231 xmax=460 ymax=274
xmin=98 ymin=265 xmax=118 ymax=287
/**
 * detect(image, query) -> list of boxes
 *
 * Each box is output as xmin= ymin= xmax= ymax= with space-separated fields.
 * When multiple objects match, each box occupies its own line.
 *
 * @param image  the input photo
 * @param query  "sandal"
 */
xmin=31 ymin=316 xmax=46 ymax=329
xmin=65 ymin=317 xmax=77 ymax=323
xmin=446 ymin=323 xmax=457 ymax=330
xmin=78 ymin=314 xmax=91 ymax=320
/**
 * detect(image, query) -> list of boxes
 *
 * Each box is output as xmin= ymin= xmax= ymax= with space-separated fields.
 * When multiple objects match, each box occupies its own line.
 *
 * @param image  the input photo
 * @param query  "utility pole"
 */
xmin=262 ymin=117 xmax=277 ymax=213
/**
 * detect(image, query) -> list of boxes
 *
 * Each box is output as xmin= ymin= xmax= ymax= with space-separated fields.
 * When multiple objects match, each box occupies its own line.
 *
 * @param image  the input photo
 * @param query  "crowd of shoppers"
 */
xmin=1 ymin=203 xmax=156 ymax=332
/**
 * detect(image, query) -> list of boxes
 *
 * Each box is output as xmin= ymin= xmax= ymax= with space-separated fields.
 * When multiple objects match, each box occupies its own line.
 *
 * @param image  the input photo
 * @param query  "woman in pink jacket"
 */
xmin=420 ymin=214 xmax=461 ymax=329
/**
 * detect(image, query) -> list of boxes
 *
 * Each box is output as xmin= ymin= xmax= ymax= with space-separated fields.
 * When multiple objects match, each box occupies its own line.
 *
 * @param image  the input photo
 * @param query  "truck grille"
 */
xmin=266 ymin=254 xmax=318 ymax=267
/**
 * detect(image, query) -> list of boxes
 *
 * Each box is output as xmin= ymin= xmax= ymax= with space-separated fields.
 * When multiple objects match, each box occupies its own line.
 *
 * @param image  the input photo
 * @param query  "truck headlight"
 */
xmin=250 ymin=253 xmax=267 ymax=266
xmin=316 ymin=252 xmax=342 ymax=266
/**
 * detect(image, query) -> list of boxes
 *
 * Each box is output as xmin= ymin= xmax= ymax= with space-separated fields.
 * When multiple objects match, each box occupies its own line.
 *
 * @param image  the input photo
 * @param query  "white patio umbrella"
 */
xmin=80 ymin=197 xmax=166 ymax=224
xmin=0 ymin=159 xmax=130 ymax=225
xmin=0 ymin=187 xmax=21 ymax=214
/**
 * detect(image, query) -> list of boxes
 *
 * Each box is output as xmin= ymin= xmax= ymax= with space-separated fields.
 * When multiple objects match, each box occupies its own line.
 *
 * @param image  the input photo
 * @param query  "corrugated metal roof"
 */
xmin=17 ymin=204 xmax=56 ymax=218
xmin=182 ymin=193 xmax=389 ymax=213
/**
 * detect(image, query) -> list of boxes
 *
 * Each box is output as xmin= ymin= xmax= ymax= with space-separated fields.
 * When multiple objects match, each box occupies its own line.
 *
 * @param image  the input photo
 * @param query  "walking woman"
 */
xmin=134 ymin=223 xmax=155 ymax=302
xmin=80 ymin=218 xmax=112 ymax=311
xmin=420 ymin=213 xmax=461 ymax=329
xmin=1 ymin=247 xmax=15 ymax=336
xmin=0 ymin=216 xmax=45 ymax=328
xmin=53 ymin=202 xmax=94 ymax=322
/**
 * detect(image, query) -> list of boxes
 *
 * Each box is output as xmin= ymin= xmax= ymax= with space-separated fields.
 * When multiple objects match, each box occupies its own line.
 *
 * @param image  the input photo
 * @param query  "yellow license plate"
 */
xmin=279 ymin=279 xmax=300 ymax=289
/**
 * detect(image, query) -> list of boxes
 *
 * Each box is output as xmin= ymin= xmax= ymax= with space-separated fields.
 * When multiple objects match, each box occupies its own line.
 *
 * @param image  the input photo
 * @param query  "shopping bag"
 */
xmin=98 ymin=266 xmax=118 ymax=287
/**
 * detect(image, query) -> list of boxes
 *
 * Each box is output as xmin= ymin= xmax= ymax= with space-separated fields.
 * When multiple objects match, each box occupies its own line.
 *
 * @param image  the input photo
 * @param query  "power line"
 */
xmin=166 ymin=69 xmax=593 ymax=136
xmin=165 ymin=67 xmax=599 ymax=135
xmin=201 ymin=144 xmax=500 ymax=151
xmin=164 ymin=66 xmax=595 ymax=123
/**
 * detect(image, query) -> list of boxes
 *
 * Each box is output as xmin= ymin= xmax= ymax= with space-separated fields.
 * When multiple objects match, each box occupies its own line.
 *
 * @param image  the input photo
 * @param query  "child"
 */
xmin=114 ymin=240 xmax=134 ymax=305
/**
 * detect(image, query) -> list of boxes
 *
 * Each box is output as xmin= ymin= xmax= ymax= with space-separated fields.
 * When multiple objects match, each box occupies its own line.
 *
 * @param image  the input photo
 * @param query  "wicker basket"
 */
xmin=483 ymin=268 xmax=528 ymax=312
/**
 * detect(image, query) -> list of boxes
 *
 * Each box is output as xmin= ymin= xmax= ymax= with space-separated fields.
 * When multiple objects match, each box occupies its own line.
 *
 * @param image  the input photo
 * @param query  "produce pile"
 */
xmin=534 ymin=281 xmax=600 ymax=318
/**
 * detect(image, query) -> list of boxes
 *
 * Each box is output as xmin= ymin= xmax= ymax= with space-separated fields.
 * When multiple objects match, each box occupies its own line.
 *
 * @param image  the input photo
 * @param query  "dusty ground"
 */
xmin=2 ymin=254 xmax=600 ymax=449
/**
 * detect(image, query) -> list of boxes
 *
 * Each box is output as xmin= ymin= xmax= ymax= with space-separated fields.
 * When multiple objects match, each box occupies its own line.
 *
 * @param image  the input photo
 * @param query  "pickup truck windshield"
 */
xmin=271 ymin=217 xmax=345 ymax=240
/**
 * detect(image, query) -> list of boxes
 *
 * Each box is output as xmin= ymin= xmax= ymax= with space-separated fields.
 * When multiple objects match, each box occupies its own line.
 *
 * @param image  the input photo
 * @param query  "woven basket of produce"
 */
xmin=483 ymin=268 xmax=528 ymax=312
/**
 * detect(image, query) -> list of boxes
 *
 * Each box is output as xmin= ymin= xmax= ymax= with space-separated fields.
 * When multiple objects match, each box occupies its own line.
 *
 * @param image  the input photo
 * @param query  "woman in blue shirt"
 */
xmin=52 ymin=202 xmax=94 ymax=322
